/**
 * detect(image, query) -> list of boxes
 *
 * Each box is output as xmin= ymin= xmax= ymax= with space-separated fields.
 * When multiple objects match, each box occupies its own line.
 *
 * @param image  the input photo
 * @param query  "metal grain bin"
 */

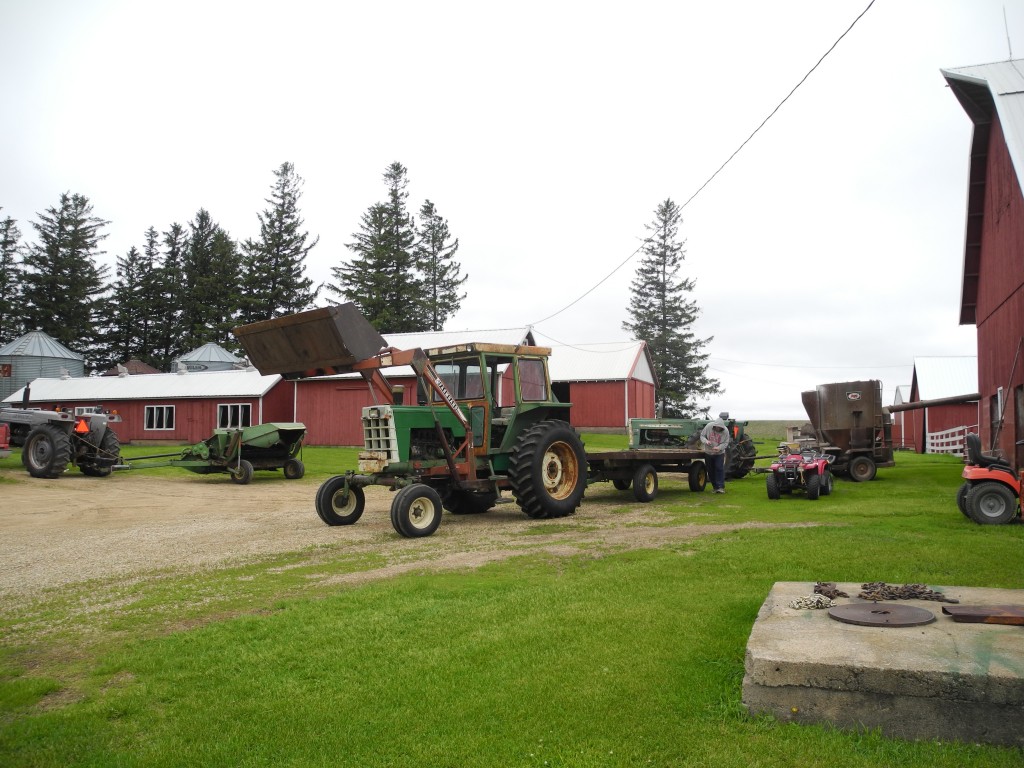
xmin=0 ymin=331 xmax=85 ymax=401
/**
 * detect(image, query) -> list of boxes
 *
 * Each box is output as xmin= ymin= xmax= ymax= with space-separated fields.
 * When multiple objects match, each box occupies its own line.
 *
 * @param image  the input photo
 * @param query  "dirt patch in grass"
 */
xmin=0 ymin=470 xmax=813 ymax=600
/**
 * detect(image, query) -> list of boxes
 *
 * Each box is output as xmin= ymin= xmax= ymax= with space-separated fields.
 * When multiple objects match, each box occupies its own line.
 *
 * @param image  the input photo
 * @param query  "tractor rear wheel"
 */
xmin=442 ymin=489 xmax=497 ymax=515
xmin=508 ymin=420 xmax=586 ymax=519
xmin=23 ymin=425 xmax=72 ymax=478
xmin=315 ymin=476 xmax=365 ymax=525
xmin=632 ymin=463 xmax=658 ymax=502
xmin=79 ymin=428 xmax=120 ymax=477
xmin=391 ymin=484 xmax=443 ymax=537
xmin=966 ymin=482 xmax=1018 ymax=525
xmin=766 ymin=473 xmax=781 ymax=500
xmin=283 ymin=458 xmax=305 ymax=480
xmin=230 ymin=459 xmax=254 ymax=485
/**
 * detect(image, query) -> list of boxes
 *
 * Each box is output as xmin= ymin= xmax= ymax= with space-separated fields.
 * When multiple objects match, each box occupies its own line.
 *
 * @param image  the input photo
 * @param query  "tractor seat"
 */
xmin=965 ymin=432 xmax=1014 ymax=472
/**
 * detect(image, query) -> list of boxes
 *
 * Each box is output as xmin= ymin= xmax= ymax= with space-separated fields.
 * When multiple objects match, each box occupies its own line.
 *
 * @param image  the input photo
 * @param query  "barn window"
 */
xmin=145 ymin=405 xmax=176 ymax=430
xmin=218 ymin=403 xmax=252 ymax=429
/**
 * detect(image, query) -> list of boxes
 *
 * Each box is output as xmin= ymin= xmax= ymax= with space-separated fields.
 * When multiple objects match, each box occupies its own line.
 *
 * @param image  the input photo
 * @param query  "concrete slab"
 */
xmin=742 ymin=581 xmax=1024 ymax=746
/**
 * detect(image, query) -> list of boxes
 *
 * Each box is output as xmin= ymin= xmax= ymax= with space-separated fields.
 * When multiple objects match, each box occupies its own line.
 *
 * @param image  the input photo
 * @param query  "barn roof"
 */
xmin=0 ymin=331 xmax=84 ymax=360
xmin=547 ymin=341 xmax=656 ymax=385
xmin=941 ymin=59 xmax=1024 ymax=325
xmin=101 ymin=359 xmax=162 ymax=376
xmin=911 ymin=356 xmax=978 ymax=401
xmin=3 ymin=369 xmax=282 ymax=404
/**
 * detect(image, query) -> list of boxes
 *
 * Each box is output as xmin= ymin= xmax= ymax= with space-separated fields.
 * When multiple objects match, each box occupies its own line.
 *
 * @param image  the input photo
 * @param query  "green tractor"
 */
xmin=234 ymin=305 xmax=588 ymax=538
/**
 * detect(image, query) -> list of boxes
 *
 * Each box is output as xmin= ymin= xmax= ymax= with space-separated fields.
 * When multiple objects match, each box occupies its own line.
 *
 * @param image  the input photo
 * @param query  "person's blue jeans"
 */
xmin=706 ymin=452 xmax=726 ymax=490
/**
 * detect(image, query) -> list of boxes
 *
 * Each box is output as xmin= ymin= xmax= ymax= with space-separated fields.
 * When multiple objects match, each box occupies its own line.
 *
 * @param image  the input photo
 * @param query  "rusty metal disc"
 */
xmin=828 ymin=603 xmax=936 ymax=627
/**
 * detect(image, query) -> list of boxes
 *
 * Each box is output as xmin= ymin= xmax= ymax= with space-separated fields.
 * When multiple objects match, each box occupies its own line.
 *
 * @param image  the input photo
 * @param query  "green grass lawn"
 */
xmin=1 ymin=435 xmax=1022 ymax=766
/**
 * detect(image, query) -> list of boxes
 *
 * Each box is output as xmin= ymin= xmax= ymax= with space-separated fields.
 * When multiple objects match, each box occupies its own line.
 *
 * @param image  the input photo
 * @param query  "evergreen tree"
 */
xmin=622 ymin=198 xmax=720 ymax=417
xmin=329 ymin=162 xmax=424 ymax=332
xmin=181 ymin=210 xmax=241 ymax=350
xmin=0 ymin=211 xmax=23 ymax=344
xmin=239 ymin=162 xmax=319 ymax=324
xmin=98 ymin=244 xmax=151 ymax=368
xmin=149 ymin=224 xmax=187 ymax=370
xmin=21 ymin=192 xmax=110 ymax=366
xmin=415 ymin=199 xmax=466 ymax=331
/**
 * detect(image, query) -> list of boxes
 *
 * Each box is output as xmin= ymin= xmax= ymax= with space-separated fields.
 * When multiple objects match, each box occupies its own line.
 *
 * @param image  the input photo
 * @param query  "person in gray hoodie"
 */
xmin=699 ymin=413 xmax=731 ymax=493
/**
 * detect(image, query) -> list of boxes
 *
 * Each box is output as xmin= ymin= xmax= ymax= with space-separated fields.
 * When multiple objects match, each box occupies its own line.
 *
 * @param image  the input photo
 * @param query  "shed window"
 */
xmin=218 ymin=403 xmax=252 ymax=429
xmin=145 ymin=405 xmax=176 ymax=430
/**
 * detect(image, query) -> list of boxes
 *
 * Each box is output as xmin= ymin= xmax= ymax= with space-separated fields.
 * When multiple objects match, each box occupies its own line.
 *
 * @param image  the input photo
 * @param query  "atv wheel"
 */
xmin=391 ymin=484 xmax=443 ymax=537
xmin=315 ymin=476 xmax=365 ymax=525
xmin=612 ymin=478 xmax=632 ymax=491
xmin=848 ymin=456 xmax=876 ymax=482
xmin=442 ymin=489 xmax=497 ymax=515
xmin=956 ymin=482 xmax=970 ymax=517
xmin=766 ymin=473 xmax=781 ymax=500
xmin=632 ymin=463 xmax=658 ymax=503
xmin=688 ymin=462 xmax=707 ymax=492
xmin=23 ymin=425 xmax=72 ymax=478
xmin=966 ymin=482 xmax=1018 ymax=525
xmin=821 ymin=471 xmax=834 ymax=496
xmin=283 ymin=458 xmax=305 ymax=480
xmin=806 ymin=473 xmax=821 ymax=500
xmin=79 ymin=428 xmax=120 ymax=477
xmin=230 ymin=459 xmax=254 ymax=485
xmin=508 ymin=420 xmax=586 ymax=519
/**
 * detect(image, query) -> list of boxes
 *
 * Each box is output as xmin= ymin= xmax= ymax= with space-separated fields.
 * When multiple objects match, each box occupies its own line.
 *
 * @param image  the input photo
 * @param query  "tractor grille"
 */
xmin=362 ymin=406 xmax=398 ymax=463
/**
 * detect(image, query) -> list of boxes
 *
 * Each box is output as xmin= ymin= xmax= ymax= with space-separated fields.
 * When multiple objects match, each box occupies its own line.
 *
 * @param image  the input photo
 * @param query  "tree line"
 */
xmin=1 ymin=159 xmax=718 ymax=416
xmin=0 ymin=161 xmax=466 ymax=372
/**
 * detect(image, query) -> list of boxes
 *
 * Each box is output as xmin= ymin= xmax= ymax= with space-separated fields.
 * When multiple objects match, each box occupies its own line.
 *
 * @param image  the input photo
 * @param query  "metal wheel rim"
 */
xmin=30 ymin=440 xmax=52 ymax=465
xmin=542 ymin=441 xmax=578 ymax=499
xmin=977 ymin=492 xmax=1008 ymax=519
xmin=642 ymin=472 xmax=655 ymax=494
xmin=407 ymin=497 xmax=437 ymax=529
xmin=332 ymin=490 xmax=358 ymax=516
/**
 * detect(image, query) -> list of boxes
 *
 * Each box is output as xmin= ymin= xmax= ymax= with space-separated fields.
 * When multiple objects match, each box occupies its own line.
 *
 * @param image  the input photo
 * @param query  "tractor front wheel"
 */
xmin=391 ymin=484 xmax=443 ymax=537
xmin=508 ymin=420 xmax=587 ymax=519
xmin=966 ymin=482 xmax=1018 ymax=525
xmin=315 ymin=476 xmax=366 ymax=525
xmin=23 ymin=425 xmax=72 ymax=478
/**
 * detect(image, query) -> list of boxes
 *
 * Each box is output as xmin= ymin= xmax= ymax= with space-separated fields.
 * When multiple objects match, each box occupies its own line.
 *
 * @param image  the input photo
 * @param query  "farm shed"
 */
xmin=943 ymin=60 xmax=1024 ymax=468
xmin=3 ymin=369 xmax=290 ymax=444
xmin=0 ymin=331 xmax=84 ymax=401
xmin=547 ymin=341 xmax=656 ymax=431
xmin=887 ymin=357 xmax=979 ymax=455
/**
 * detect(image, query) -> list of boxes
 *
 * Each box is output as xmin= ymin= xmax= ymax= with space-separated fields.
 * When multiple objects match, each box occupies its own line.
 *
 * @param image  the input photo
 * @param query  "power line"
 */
xmin=529 ymin=0 xmax=877 ymax=328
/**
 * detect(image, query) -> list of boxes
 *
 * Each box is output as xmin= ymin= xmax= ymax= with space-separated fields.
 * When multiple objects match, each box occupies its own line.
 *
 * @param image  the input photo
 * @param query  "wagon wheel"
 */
xmin=611 ymin=478 xmax=632 ymax=491
xmin=315 ymin=476 xmax=365 ymax=525
xmin=230 ymin=459 xmax=254 ymax=485
xmin=632 ymin=463 xmax=658 ymax=503
xmin=688 ymin=462 xmax=707 ymax=492
xmin=848 ymin=456 xmax=876 ymax=482
xmin=390 ymin=484 xmax=443 ymax=537
xmin=23 ymin=425 xmax=72 ymax=478
xmin=283 ymin=458 xmax=305 ymax=480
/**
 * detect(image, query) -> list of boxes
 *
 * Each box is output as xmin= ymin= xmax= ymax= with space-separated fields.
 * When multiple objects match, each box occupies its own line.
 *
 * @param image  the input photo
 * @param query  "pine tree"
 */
xmin=623 ymin=198 xmax=720 ymax=417
xmin=99 ymin=245 xmax=151 ymax=368
xmin=0 ymin=211 xmax=23 ymax=344
xmin=180 ymin=210 xmax=242 ymax=351
xmin=329 ymin=162 xmax=424 ymax=332
xmin=148 ymin=224 xmax=187 ymax=371
xmin=415 ymin=199 xmax=466 ymax=331
xmin=239 ymin=162 xmax=319 ymax=324
xmin=21 ymin=192 xmax=110 ymax=366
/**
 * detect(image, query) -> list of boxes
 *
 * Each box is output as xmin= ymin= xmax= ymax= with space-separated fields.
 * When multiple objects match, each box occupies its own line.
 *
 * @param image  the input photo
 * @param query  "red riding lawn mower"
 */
xmin=765 ymin=443 xmax=835 ymax=501
xmin=958 ymin=432 xmax=1022 ymax=525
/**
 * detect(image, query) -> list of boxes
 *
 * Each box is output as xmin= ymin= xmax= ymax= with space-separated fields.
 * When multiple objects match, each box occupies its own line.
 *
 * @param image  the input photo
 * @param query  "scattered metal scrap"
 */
xmin=814 ymin=581 xmax=849 ymax=599
xmin=858 ymin=582 xmax=959 ymax=604
xmin=789 ymin=594 xmax=836 ymax=610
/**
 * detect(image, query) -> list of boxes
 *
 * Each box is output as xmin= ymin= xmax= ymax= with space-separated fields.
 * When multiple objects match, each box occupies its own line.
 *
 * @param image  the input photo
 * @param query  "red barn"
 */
xmin=943 ymin=61 xmax=1024 ymax=467
xmin=888 ymin=357 xmax=979 ymax=455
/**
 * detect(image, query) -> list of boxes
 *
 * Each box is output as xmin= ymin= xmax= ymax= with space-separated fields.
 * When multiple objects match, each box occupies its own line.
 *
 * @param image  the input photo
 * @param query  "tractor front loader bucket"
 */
xmin=233 ymin=304 xmax=387 ymax=379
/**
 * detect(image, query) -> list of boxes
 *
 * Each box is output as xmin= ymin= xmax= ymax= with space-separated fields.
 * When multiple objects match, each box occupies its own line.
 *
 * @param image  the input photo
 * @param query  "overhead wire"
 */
xmin=528 ymin=0 xmax=877 ymax=329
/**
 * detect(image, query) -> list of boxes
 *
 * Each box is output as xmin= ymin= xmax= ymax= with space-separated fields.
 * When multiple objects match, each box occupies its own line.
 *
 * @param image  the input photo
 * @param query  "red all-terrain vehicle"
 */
xmin=766 ymin=444 xmax=834 ymax=500
xmin=957 ymin=432 xmax=1021 ymax=525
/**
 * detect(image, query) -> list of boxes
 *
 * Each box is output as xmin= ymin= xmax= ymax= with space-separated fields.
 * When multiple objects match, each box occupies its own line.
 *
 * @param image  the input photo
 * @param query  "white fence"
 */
xmin=925 ymin=425 xmax=978 ymax=456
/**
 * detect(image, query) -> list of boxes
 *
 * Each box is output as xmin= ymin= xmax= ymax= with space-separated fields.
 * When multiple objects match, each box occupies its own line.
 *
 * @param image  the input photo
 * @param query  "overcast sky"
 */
xmin=1 ymin=1 xmax=1015 ymax=418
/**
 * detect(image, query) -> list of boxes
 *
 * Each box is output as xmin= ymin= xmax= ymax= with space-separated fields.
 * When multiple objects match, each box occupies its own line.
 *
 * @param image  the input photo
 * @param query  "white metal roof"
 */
xmin=547 ymin=341 xmax=655 ymax=384
xmin=912 ymin=356 xmax=978 ymax=401
xmin=3 ymin=369 xmax=283 ymax=404
xmin=384 ymin=327 xmax=534 ymax=351
xmin=0 ymin=331 xmax=84 ymax=360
